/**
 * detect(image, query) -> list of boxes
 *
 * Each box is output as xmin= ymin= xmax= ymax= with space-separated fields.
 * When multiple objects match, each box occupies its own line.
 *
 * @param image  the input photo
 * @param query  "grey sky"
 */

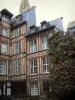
xmin=0 ymin=0 xmax=75 ymax=30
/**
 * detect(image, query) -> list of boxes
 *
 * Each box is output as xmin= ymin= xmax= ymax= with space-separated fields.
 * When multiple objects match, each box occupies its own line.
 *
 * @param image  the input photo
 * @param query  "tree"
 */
xmin=48 ymin=32 xmax=75 ymax=100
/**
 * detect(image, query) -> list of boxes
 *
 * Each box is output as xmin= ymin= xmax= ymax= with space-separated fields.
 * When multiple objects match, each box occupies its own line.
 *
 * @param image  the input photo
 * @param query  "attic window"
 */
xmin=30 ymin=25 xmax=36 ymax=33
xmin=31 ymin=28 xmax=35 ymax=33
xmin=17 ymin=15 xmax=23 ymax=22
xmin=42 ymin=24 xmax=47 ymax=29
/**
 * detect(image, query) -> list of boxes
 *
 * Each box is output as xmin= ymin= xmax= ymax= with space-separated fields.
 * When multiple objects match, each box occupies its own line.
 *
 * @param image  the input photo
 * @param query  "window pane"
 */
xmin=34 ymin=67 xmax=37 ymax=73
xmin=15 ymin=60 xmax=21 ymax=75
xmin=43 ymin=57 xmax=49 ymax=73
xmin=15 ymin=42 xmax=21 ymax=54
xmin=2 ymin=28 xmax=9 ymax=37
xmin=34 ymin=60 xmax=37 ymax=66
xmin=0 ymin=61 xmax=6 ymax=75
xmin=31 ymin=83 xmax=38 ymax=96
xmin=0 ymin=89 xmax=2 ymax=95
xmin=1 ymin=43 xmax=7 ymax=54
xmin=30 ymin=60 xmax=37 ymax=74
xmin=15 ymin=27 xmax=21 ymax=37
xmin=7 ymin=88 xmax=11 ymax=95
xmin=7 ymin=82 xmax=11 ymax=87
xmin=30 ymin=40 xmax=36 ymax=53
xmin=42 ymin=37 xmax=48 ymax=50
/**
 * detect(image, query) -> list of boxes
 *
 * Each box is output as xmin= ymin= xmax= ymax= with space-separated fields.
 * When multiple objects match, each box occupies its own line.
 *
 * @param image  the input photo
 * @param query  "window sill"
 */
xmin=43 ymin=72 xmax=50 ymax=74
xmin=30 ymin=73 xmax=38 ymax=76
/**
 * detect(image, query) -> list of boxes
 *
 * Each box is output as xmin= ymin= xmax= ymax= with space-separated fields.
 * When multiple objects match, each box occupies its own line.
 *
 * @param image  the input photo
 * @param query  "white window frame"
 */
xmin=42 ymin=57 xmax=49 ymax=73
xmin=7 ymin=88 xmax=11 ymax=96
xmin=2 ymin=28 xmax=9 ymax=37
xmin=7 ymin=82 xmax=11 ymax=96
xmin=30 ymin=59 xmax=37 ymax=75
xmin=30 ymin=39 xmax=36 ymax=53
xmin=42 ymin=37 xmax=48 ymax=50
xmin=1 ymin=43 xmax=7 ymax=54
xmin=0 ymin=61 xmax=6 ymax=75
xmin=15 ymin=60 xmax=21 ymax=75
xmin=31 ymin=83 xmax=38 ymax=96
xmin=15 ymin=41 xmax=21 ymax=54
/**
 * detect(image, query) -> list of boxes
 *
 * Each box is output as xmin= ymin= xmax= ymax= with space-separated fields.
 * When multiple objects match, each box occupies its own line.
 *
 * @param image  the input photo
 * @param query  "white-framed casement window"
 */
xmin=42 ymin=37 xmax=48 ymax=50
xmin=42 ymin=57 xmax=49 ymax=73
xmin=2 ymin=28 xmax=9 ymax=37
xmin=15 ymin=60 xmax=21 ymax=75
xmin=31 ymin=83 xmax=38 ymax=96
xmin=15 ymin=27 xmax=21 ymax=37
xmin=1 ymin=43 xmax=7 ymax=54
xmin=30 ymin=59 xmax=37 ymax=75
xmin=15 ymin=41 xmax=21 ymax=54
xmin=0 ymin=61 xmax=6 ymax=75
xmin=30 ymin=39 xmax=36 ymax=53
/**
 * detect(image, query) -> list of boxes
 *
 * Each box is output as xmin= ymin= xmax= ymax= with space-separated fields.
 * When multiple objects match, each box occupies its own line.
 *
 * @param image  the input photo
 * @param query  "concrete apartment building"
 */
xmin=0 ymin=0 xmax=63 ymax=99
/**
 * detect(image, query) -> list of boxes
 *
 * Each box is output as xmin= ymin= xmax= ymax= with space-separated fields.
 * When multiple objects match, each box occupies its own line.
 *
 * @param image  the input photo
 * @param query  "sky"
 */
xmin=0 ymin=0 xmax=75 ymax=30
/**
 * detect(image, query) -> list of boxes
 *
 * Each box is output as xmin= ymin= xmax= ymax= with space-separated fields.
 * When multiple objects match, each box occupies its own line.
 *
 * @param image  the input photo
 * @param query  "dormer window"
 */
xmin=42 ymin=24 xmax=47 ymax=29
xmin=16 ymin=15 xmax=23 ymax=24
xmin=2 ymin=15 xmax=10 ymax=23
xmin=31 ymin=28 xmax=35 ymax=33
xmin=0 ymin=9 xmax=13 ymax=23
xmin=30 ymin=25 xmax=36 ymax=33
xmin=41 ymin=20 xmax=47 ymax=29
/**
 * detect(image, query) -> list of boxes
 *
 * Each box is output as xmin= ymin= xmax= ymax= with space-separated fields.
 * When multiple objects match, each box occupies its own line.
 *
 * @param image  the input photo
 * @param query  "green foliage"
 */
xmin=48 ymin=33 xmax=75 ymax=100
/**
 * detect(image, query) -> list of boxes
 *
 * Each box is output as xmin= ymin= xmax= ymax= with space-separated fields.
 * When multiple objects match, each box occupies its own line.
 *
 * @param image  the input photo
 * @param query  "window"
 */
xmin=7 ymin=88 xmax=11 ymax=95
xmin=42 ymin=24 xmax=46 ymax=29
xmin=8 ymin=61 xmax=11 ymax=76
xmin=30 ymin=40 xmax=36 ymax=53
xmin=31 ymin=29 xmax=35 ymax=33
xmin=0 ymin=61 xmax=6 ymax=75
xmin=7 ymin=82 xmax=11 ymax=96
xmin=1 ymin=43 xmax=7 ymax=54
xmin=2 ymin=28 xmax=9 ymax=37
xmin=15 ymin=41 xmax=21 ymax=54
xmin=42 ymin=57 xmax=49 ymax=73
xmin=2 ymin=15 xmax=10 ymax=23
xmin=15 ymin=60 xmax=21 ymax=75
xmin=42 ymin=37 xmax=48 ymax=50
xmin=15 ymin=27 xmax=21 ymax=37
xmin=0 ymin=89 xmax=2 ymax=96
xmin=30 ymin=59 xmax=37 ymax=74
xmin=3 ymin=83 xmax=6 ymax=95
xmin=9 ymin=46 xmax=11 ymax=55
xmin=31 ymin=83 xmax=38 ymax=96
